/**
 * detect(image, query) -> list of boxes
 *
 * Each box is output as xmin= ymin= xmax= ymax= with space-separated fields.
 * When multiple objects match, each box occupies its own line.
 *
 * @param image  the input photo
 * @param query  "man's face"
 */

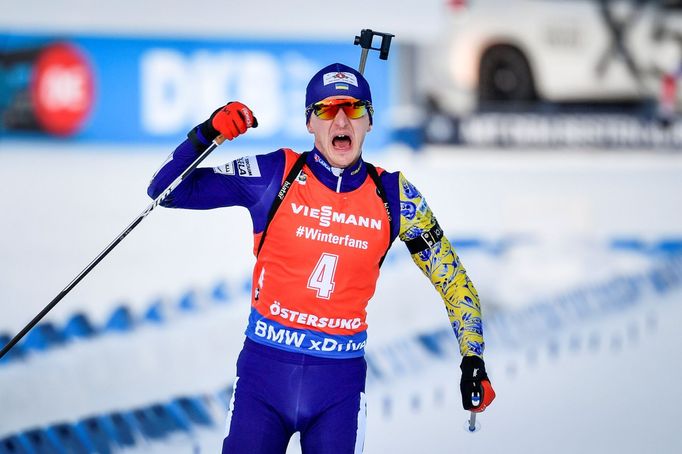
xmin=307 ymin=96 xmax=372 ymax=169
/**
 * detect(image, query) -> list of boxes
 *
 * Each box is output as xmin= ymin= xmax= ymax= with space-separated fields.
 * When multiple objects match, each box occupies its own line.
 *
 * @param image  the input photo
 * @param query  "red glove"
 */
xmin=199 ymin=102 xmax=258 ymax=142
xmin=460 ymin=355 xmax=496 ymax=412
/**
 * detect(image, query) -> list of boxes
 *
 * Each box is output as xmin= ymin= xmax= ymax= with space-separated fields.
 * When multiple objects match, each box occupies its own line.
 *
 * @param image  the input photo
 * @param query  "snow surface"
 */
xmin=1 ymin=143 xmax=682 ymax=453
xmin=3 ymin=2 xmax=682 ymax=451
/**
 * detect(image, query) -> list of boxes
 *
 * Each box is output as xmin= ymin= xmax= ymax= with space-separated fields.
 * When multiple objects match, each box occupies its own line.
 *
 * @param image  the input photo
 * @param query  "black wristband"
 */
xmin=186 ymin=106 xmax=223 ymax=151
xmin=198 ymin=107 xmax=222 ymax=141
xmin=406 ymin=222 xmax=444 ymax=254
xmin=187 ymin=126 xmax=207 ymax=151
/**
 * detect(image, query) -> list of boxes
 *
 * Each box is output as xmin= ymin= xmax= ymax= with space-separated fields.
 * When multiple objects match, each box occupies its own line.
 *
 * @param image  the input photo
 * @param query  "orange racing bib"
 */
xmin=245 ymin=150 xmax=390 ymax=358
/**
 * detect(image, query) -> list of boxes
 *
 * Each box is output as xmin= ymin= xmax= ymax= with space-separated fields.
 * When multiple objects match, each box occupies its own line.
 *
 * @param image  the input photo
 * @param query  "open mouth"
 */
xmin=332 ymin=134 xmax=352 ymax=150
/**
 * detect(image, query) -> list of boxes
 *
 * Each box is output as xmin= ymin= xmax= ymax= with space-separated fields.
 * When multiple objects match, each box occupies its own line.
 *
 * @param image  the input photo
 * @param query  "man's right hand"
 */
xmin=199 ymin=102 xmax=258 ymax=142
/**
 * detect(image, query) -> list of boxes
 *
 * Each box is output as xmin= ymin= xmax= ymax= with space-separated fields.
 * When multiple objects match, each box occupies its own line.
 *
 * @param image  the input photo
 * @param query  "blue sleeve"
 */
xmin=147 ymin=138 xmax=286 ymax=232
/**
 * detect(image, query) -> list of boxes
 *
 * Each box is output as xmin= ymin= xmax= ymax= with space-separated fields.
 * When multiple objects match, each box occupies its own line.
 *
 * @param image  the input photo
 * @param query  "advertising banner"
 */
xmin=0 ymin=33 xmax=392 ymax=150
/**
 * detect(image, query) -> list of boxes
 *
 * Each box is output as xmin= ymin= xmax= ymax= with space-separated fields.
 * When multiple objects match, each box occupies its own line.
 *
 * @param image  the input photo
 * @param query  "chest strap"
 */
xmin=256 ymin=151 xmax=308 ymax=257
xmin=364 ymin=162 xmax=395 ymax=266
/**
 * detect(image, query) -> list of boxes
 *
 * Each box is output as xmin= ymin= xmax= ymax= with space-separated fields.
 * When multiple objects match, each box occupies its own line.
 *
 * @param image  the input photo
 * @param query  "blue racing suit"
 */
xmin=148 ymin=131 xmax=485 ymax=453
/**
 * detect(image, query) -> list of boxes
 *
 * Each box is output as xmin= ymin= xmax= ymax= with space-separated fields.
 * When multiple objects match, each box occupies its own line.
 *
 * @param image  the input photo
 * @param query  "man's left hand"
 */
xmin=460 ymin=355 xmax=496 ymax=412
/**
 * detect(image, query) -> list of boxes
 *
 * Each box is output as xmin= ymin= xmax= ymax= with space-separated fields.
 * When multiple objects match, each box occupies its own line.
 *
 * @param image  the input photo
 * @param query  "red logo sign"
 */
xmin=31 ymin=42 xmax=95 ymax=136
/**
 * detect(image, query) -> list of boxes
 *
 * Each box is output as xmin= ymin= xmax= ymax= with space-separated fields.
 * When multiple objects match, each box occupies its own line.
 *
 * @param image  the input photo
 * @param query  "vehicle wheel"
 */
xmin=478 ymin=46 xmax=536 ymax=105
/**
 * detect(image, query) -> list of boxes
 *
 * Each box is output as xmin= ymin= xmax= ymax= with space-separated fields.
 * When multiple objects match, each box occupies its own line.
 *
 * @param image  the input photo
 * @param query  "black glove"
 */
xmin=460 ymin=355 xmax=496 ymax=412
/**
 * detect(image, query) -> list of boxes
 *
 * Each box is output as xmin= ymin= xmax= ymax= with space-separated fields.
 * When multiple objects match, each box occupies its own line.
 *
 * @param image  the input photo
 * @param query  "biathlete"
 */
xmin=148 ymin=62 xmax=495 ymax=453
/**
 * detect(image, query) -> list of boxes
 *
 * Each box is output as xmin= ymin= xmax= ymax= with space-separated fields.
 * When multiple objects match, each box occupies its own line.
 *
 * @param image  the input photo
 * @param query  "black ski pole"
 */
xmin=0 ymin=135 xmax=229 ymax=360
xmin=468 ymin=411 xmax=477 ymax=432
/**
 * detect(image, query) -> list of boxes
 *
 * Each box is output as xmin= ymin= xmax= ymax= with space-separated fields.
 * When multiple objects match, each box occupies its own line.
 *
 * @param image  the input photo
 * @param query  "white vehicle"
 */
xmin=421 ymin=0 xmax=682 ymax=114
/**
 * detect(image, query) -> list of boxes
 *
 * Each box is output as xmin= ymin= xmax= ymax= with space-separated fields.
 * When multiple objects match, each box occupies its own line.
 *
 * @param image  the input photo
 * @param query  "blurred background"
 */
xmin=1 ymin=0 xmax=682 ymax=453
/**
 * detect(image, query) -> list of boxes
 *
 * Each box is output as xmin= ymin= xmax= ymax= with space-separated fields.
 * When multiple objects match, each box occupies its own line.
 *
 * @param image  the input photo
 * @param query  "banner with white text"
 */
xmin=0 ymin=33 xmax=392 ymax=150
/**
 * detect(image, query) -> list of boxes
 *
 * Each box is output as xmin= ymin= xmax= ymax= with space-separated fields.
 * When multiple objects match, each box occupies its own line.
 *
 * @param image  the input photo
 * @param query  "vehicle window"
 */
xmin=662 ymin=0 xmax=682 ymax=9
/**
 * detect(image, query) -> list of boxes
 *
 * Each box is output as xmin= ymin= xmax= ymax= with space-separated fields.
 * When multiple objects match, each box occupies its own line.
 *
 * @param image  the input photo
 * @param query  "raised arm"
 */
xmin=147 ymin=102 xmax=273 ymax=211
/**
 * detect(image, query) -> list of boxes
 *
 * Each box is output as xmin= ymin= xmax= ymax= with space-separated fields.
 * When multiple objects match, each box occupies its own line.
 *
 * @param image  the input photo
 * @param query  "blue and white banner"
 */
xmin=0 ymin=33 xmax=392 ymax=150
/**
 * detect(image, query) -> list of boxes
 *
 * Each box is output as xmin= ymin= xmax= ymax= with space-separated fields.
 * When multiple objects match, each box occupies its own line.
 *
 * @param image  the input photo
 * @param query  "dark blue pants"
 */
xmin=222 ymin=338 xmax=367 ymax=454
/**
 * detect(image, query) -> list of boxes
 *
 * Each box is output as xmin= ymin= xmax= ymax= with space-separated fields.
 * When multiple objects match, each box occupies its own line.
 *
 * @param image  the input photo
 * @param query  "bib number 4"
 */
xmin=307 ymin=253 xmax=338 ymax=299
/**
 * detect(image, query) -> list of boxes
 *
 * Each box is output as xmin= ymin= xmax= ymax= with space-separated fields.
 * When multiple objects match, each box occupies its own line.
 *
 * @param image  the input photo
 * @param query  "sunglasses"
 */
xmin=306 ymin=98 xmax=373 ymax=120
